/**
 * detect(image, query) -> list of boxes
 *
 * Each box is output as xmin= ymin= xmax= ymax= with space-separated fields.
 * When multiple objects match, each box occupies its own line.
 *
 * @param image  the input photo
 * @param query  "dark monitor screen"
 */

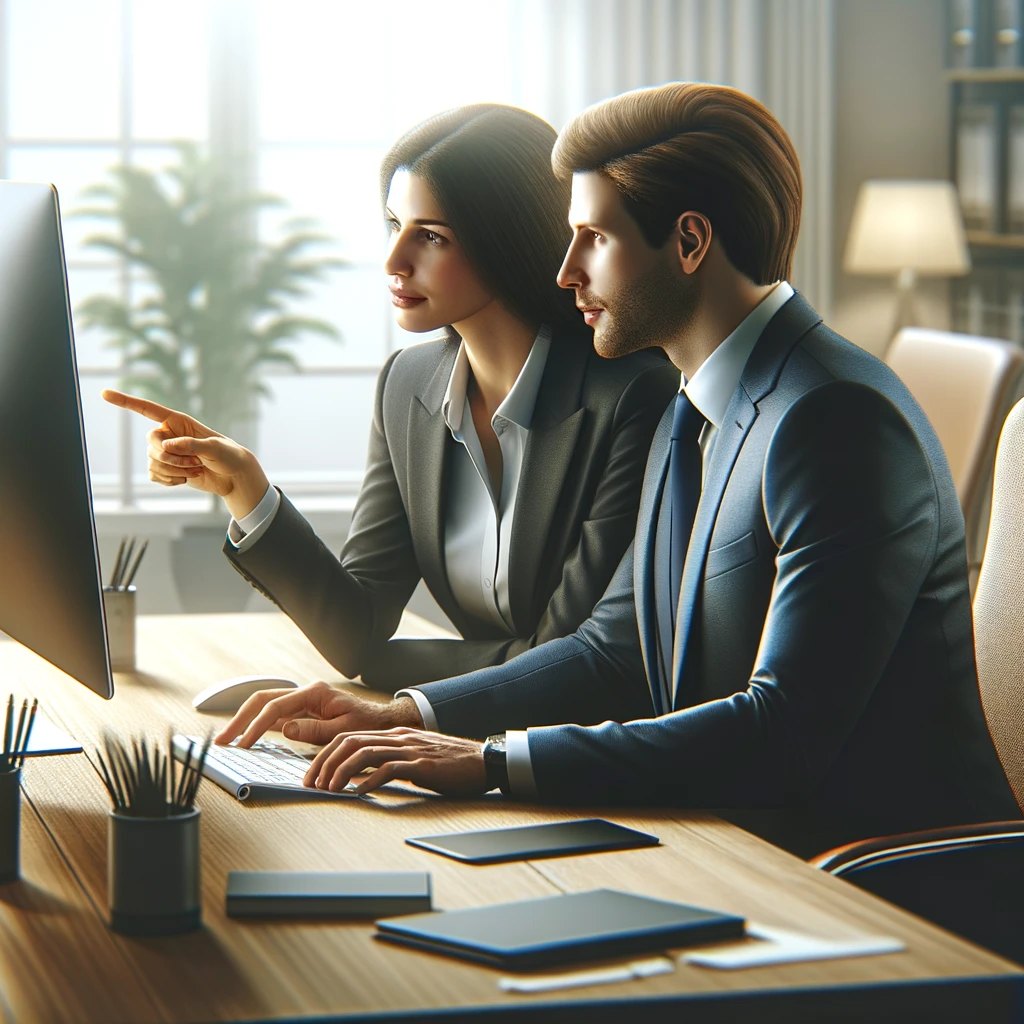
xmin=0 ymin=181 xmax=113 ymax=699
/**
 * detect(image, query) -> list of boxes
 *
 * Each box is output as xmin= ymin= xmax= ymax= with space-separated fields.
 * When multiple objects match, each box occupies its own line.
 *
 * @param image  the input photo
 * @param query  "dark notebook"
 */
xmin=405 ymin=818 xmax=660 ymax=864
xmin=226 ymin=871 xmax=431 ymax=918
xmin=375 ymin=888 xmax=745 ymax=969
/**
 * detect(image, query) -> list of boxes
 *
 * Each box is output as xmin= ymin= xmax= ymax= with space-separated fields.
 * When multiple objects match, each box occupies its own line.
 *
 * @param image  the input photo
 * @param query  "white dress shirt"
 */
xmin=503 ymin=282 xmax=794 ymax=797
xmin=398 ymin=327 xmax=551 ymax=730
xmin=436 ymin=327 xmax=551 ymax=630
xmin=227 ymin=327 xmax=553 ymax=741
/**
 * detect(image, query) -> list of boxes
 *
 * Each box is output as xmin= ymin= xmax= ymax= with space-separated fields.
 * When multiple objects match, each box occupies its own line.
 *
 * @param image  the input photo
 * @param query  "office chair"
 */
xmin=811 ymin=396 xmax=1024 ymax=964
xmin=885 ymin=327 xmax=1024 ymax=589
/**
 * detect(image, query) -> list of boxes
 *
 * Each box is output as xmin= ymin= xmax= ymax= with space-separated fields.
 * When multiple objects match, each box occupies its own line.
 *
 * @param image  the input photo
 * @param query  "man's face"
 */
xmin=557 ymin=171 xmax=697 ymax=359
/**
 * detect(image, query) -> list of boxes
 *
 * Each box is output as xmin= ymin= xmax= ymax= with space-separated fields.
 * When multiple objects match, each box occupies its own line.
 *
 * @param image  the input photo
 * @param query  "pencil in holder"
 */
xmin=108 ymin=807 xmax=201 ymax=935
xmin=97 ymin=731 xmax=209 ymax=935
xmin=102 ymin=585 xmax=136 ymax=672
xmin=0 ymin=768 xmax=20 ymax=883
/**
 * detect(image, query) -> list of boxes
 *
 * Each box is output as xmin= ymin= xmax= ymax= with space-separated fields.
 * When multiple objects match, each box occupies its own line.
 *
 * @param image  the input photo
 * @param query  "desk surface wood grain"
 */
xmin=0 ymin=611 xmax=1020 ymax=1022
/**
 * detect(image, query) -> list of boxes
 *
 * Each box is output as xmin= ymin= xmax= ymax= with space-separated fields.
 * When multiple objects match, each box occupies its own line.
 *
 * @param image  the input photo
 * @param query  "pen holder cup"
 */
xmin=108 ymin=807 xmax=201 ymax=936
xmin=102 ymin=586 xmax=136 ymax=672
xmin=0 ymin=768 xmax=20 ymax=883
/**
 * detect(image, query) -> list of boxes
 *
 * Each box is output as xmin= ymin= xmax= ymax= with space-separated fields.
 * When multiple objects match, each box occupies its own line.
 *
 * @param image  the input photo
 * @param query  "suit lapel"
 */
xmin=669 ymin=293 xmax=824 ymax=707
xmin=406 ymin=344 xmax=461 ymax=624
xmin=635 ymin=405 xmax=673 ymax=716
xmin=507 ymin=337 xmax=588 ymax=634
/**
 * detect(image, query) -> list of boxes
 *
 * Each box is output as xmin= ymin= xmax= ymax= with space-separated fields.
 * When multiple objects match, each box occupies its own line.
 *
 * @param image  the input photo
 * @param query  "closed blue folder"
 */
xmin=375 ymin=888 xmax=745 ymax=970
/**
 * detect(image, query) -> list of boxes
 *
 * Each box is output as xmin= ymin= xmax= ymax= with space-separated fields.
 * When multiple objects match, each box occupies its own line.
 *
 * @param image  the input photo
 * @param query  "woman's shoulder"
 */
xmin=376 ymin=337 xmax=456 ymax=400
xmin=385 ymin=337 xmax=452 ymax=378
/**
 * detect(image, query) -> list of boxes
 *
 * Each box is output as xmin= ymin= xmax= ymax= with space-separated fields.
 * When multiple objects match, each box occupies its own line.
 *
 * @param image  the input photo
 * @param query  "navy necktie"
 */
xmin=665 ymin=390 xmax=705 ymax=670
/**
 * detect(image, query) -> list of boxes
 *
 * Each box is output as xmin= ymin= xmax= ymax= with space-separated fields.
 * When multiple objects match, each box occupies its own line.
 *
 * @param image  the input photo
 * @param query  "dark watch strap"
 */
xmin=482 ymin=733 xmax=510 ymax=796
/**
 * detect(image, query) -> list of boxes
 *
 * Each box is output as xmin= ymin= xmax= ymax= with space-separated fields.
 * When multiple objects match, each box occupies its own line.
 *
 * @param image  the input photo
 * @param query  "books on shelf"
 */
xmin=1008 ymin=105 xmax=1024 ymax=232
xmin=955 ymin=103 xmax=999 ymax=230
xmin=995 ymin=0 xmax=1024 ymax=66
xmin=950 ymin=0 xmax=986 ymax=68
xmin=950 ymin=0 xmax=1024 ymax=68
xmin=951 ymin=266 xmax=1024 ymax=342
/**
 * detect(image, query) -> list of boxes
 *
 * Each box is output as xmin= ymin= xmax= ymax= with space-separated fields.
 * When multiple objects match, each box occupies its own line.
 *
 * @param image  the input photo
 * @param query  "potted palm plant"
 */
xmin=75 ymin=143 xmax=344 ymax=611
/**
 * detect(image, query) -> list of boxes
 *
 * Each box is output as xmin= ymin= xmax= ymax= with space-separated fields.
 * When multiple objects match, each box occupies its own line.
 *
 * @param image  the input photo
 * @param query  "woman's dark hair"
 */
xmin=380 ymin=104 xmax=584 ymax=339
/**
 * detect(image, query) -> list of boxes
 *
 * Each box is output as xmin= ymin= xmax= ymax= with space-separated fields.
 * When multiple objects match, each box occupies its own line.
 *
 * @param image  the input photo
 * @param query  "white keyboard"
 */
xmin=173 ymin=734 xmax=359 ymax=801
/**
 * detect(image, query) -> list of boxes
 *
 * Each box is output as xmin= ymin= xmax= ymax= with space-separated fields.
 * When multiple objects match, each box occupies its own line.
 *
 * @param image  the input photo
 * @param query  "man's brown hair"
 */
xmin=552 ymin=83 xmax=802 ymax=285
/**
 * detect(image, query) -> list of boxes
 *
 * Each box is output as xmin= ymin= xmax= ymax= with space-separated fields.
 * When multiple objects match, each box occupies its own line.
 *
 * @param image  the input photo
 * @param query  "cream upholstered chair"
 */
xmin=885 ymin=328 xmax=1024 ymax=585
xmin=811 ymin=398 xmax=1024 ymax=964
xmin=974 ymin=396 xmax=1024 ymax=810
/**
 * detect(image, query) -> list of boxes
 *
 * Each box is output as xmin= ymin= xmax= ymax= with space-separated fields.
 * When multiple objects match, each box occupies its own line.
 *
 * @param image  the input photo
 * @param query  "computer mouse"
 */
xmin=192 ymin=675 xmax=301 ymax=714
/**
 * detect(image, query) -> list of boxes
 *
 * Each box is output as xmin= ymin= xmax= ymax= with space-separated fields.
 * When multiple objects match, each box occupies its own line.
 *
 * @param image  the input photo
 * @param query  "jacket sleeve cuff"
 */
xmin=227 ymin=485 xmax=281 ymax=551
xmin=395 ymin=688 xmax=437 ymax=731
xmin=506 ymin=730 xmax=538 ymax=799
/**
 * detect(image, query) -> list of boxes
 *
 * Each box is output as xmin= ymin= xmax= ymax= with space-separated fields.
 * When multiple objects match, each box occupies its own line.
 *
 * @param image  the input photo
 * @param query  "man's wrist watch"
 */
xmin=481 ymin=733 xmax=510 ymax=796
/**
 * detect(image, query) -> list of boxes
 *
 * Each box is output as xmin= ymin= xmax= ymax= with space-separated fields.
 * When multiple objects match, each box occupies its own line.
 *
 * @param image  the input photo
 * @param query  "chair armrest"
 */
xmin=811 ymin=819 xmax=1024 ymax=875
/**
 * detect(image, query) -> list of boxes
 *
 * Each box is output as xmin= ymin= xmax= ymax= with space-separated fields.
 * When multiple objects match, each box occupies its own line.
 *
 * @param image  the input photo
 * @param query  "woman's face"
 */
xmin=383 ymin=170 xmax=495 ymax=333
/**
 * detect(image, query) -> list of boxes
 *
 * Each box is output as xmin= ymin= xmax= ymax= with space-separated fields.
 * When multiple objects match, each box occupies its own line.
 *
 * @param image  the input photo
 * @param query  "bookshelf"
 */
xmin=948 ymin=1 xmax=1024 ymax=342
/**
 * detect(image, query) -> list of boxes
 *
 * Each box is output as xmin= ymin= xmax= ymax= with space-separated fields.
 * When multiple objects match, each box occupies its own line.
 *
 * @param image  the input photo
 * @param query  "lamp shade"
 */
xmin=844 ymin=180 xmax=971 ymax=276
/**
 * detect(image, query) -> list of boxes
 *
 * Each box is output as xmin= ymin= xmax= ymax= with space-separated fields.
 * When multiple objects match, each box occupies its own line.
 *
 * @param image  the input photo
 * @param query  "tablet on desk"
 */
xmin=375 ymin=888 xmax=744 ymax=969
xmin=405 ymin=818 xmax=659 ymax=864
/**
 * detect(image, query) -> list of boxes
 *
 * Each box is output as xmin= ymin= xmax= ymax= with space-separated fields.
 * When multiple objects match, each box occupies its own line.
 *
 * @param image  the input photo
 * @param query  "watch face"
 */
xmin=486 ymin=734 xmax=507 ymax=756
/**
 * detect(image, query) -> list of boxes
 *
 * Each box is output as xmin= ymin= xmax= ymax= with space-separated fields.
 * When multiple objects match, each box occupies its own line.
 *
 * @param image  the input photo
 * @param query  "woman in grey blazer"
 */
xmin=106 ymin=105 xmax=678 ymax=692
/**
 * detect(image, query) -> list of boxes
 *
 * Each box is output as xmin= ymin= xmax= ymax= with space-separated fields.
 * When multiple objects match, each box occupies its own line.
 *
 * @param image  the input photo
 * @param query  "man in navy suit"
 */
xmin=221 ymin=83 xmax=1018 ymax=856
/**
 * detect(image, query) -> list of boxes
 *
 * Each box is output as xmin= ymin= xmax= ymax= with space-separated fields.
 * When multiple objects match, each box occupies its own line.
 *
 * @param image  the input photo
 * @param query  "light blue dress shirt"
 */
xmin=503 ymin=281 xmax=795 ymax=798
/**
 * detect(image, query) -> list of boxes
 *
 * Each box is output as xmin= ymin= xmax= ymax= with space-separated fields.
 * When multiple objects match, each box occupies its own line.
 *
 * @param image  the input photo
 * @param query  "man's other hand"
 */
xmin=214 ymin=680 xmax=424 ymax=748
xmin=303 ymin=727 xmax=489 ymax=797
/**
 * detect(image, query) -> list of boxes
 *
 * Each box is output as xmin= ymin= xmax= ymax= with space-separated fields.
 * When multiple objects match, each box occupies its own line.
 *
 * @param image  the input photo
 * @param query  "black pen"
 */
xmin=109 ymin=537 xmax=127 ymax=589
xmin=122 ymin=539 xmax=149 ymax=589
xmin=3 ymin=695 xmax=13 ymax=767
xmin=117 ymin=537 xmax=137 ymax=589
xmin=16 ymin=699 xmax=38 ymax=769
xmin=10 ymin=699 xmax=27 ymax=769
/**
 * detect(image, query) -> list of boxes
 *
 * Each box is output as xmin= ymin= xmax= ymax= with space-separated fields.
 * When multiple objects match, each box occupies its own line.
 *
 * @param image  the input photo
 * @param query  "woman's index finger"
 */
xmin=101 ymin=389 xmax=177 ymax=423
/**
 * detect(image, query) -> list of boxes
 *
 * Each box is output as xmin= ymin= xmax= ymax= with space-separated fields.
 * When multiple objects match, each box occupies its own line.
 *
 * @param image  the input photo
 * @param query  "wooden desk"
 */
xmin=0 ymin=612 xmax=1020 ymax=1022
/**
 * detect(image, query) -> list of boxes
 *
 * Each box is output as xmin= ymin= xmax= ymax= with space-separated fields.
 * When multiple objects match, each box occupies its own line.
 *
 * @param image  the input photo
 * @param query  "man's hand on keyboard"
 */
xmin=215 ymin=681 xmax=424 ymax=749
xmin=304 ymin=727 xmax=488 ymax=797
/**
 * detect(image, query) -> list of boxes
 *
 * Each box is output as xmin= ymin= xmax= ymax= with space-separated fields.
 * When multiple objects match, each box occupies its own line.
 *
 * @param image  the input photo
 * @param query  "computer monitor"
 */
xmin=0 ymin=181 xmax=114 ymax=699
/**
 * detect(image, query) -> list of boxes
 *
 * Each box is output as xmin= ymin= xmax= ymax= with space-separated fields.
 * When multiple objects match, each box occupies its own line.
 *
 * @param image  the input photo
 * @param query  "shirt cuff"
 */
xmin=227 ymin=484 xmax=281 ymax=551
xmin=395 ymin=688 xmax=437 ymax=731
xmin=506 ymin=730 xmax=538 ymax=799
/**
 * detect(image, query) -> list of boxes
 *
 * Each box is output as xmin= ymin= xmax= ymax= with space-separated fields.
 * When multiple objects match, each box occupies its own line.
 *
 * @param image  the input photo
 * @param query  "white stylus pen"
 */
xmin=498 ymin=956 xmax=674 ymax=994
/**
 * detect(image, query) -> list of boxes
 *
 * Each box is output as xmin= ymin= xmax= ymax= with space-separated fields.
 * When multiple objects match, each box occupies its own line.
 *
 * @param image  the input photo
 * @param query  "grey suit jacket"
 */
xmin=224 ymin=332 xmax=679 ymax=691
xmin=411 ymin=294 xmax=1018 ymax=856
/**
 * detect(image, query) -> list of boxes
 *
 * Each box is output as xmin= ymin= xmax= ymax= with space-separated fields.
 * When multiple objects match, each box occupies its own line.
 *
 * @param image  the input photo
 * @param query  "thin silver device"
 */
xmin=0 ymin=181 xmax=113 ymax=698
xmin=173 ymin=735 xmax=360 ymax=801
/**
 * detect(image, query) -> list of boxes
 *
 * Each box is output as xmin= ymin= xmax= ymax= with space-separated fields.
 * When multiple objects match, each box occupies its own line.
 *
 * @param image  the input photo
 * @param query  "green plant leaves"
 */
xmin=71 ymin=142 xmax=345 ymax=436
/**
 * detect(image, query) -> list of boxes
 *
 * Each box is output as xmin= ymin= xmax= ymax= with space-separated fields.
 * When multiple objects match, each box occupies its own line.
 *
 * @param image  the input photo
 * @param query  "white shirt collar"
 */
xmin=683 ymin=281 xmax=794 ymax=429
xmin=442 ymin=324 xmax=552 ymax=435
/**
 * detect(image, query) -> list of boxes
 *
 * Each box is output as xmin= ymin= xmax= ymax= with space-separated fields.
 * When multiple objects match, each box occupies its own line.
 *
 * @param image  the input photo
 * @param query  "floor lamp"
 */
xmin=843 ymin=180 xmax=971 ymax=354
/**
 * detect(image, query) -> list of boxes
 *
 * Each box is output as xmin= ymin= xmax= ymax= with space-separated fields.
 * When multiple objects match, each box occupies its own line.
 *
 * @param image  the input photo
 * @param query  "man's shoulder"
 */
xmin=578 ymin=345 xmax=680 ymax=401
xmin=767 ymin=321 xmax=952 ymax=490
xmin=774 ymin=320 xmax=918 ymax=420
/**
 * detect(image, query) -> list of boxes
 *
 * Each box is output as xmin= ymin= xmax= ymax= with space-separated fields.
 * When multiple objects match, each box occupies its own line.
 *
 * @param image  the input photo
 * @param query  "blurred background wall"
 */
xmin=832 ymin=0 xmax=952 ymax=355
xmin=0 ymin=0 xmax=1006 ymax=618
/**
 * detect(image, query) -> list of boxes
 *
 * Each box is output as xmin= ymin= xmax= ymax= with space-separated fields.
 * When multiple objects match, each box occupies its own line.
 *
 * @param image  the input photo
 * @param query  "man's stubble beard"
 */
xmin=592 ymin=257 xmax=699 ymax=361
